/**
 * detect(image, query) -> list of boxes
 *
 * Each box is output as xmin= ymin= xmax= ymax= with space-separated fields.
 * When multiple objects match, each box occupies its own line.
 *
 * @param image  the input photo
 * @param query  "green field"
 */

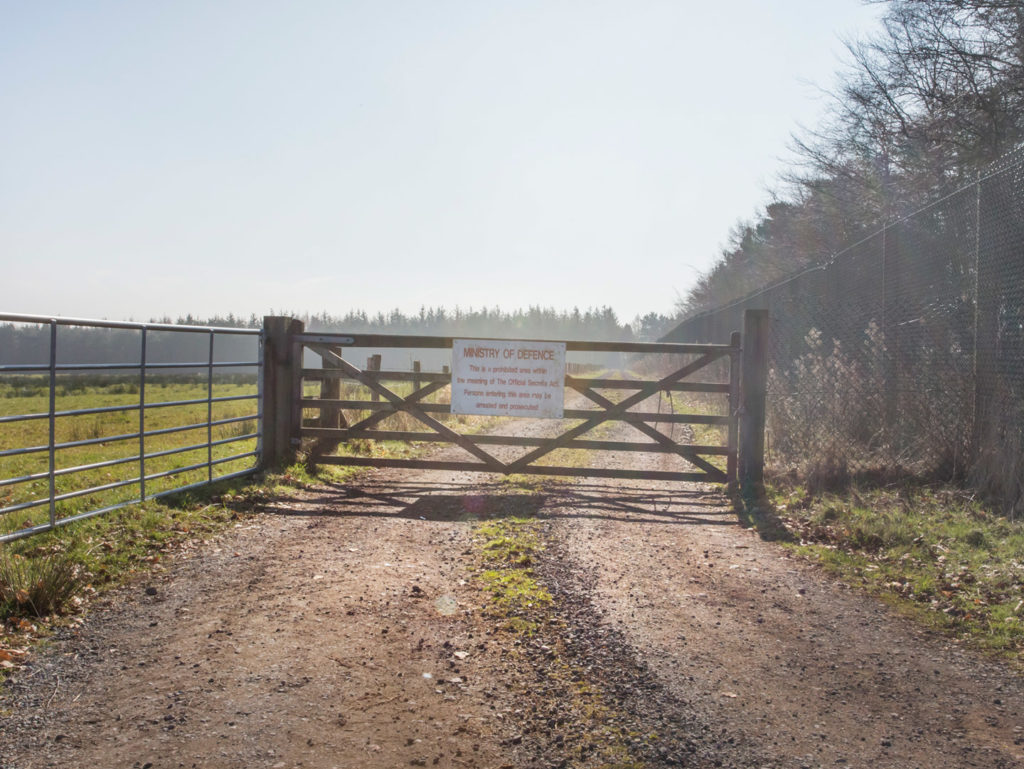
xmin=2 ymin=368 xmax=712 ymax=539
xmin=0 ymin=370 xmax=505 ymax=539
xmin=0 ymin=374 xmax=259 ymax=538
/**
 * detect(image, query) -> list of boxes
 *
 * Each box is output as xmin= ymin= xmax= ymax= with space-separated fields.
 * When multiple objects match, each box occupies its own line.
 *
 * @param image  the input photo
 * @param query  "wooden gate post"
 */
xmin=262 ymin=315 xmax=305 ymax=469
xmin=739 ymin=309 xmax=770 ymax=493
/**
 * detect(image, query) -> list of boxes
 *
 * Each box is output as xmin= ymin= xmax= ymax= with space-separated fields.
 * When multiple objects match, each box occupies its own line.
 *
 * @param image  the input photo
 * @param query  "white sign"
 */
xmin=451 ymin=339 xmax=566 ymax=419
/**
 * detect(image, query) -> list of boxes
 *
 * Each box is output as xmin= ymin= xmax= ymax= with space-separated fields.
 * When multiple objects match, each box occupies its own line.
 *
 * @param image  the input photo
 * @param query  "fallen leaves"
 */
xmin=0 ymin=645 xmax=28 ymax=669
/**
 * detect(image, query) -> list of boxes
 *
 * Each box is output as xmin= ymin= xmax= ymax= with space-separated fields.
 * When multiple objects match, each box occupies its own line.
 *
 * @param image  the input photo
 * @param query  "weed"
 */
xmin=773 ymin=481 xmax=1024 ymax=658
xmin=0 ymin=548 xmax=80 ymax=617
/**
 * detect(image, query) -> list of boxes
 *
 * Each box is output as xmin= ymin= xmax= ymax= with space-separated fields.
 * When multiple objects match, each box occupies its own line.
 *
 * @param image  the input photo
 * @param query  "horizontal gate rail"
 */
xmin=274 ymin=322 xmax=743 ymax=485
xmin=0 ymin=313 xmax=263 ymax=543
xmin=297 ymin=399 xmax=730 ymax=425
xmin=302 ymin=427 xmax=730 ymax=454
xmin=313 ymin=455 xmax=715 ymax=483
xmin=295 ymin=332 xmax=732 ymax=355
xmin=301 ymin=367 xmax=732 ymax=394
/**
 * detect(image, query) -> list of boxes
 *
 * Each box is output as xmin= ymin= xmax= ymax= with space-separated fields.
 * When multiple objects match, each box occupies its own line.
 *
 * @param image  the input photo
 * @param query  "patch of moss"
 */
xmin=479 ymin=517 xmax=543 ymax=566
xmin=479 ymin=568 xmax=552 ymax=610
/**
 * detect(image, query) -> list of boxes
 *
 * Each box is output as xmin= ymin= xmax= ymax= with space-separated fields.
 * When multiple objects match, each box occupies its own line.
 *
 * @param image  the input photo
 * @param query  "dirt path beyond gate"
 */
xmin=2 ymin=443 xmax=1023 ymax=768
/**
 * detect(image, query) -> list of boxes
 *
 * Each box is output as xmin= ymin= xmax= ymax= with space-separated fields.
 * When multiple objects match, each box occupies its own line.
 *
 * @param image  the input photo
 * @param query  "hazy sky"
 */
xmin=1 ymin=0 xmax=883 ymax=325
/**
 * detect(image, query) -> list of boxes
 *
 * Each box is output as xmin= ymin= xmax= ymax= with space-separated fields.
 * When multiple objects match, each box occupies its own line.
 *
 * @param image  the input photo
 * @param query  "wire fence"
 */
xmin=667 ymin=146 xmax=1024 ymax=515
xmin=0 ymin=314 xmax=263 ymax=542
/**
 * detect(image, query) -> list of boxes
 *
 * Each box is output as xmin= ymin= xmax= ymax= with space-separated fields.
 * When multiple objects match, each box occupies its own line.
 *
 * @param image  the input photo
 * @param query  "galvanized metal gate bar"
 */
xmin=293 ymin=331 xmax=740 ymax=485
xmin=0 ymin=312 xmax=263 ymax=543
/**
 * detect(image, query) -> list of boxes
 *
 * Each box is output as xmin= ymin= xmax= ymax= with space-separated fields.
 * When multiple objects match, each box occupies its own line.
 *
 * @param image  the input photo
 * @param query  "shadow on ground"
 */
xmin=730 ymin=482 xmax=797 ymax=542
xmin=265 ymin=478 xmax=742 ymax=528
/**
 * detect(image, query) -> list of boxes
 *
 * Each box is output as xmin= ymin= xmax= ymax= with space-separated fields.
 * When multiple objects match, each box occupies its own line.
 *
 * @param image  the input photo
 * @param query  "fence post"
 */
xmin=319 ymin=347 xmax=346 ymax=429
xmin=262 ymin=315 xmax=305 ymax=469
xmin=727 ymin=330 xmax=741 ymax=483
xmin=739 ymin=309 xmax=770 ymax=493
xmin=881 ymin=226 xmax=900 ymax=437
xmin=368 ymin=354 xmax=382 ymax=402
xmin=971 ymin=177 xmax=996 ymax=465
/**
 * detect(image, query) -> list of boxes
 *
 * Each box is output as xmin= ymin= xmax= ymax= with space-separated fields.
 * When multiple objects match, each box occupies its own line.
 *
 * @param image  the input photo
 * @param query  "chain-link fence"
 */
xmin=667 ymin=146 xmax=1024 ymax=515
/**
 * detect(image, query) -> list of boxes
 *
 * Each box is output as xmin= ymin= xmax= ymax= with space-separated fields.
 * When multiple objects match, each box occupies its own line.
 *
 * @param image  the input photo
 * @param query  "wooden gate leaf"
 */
xmin=308 ymin=344 xmax=507 ymax=473
xmin=295 ymin=335 xmax=740 ymax=485
xmin=507 ymin=350 xmax=727 ymax=472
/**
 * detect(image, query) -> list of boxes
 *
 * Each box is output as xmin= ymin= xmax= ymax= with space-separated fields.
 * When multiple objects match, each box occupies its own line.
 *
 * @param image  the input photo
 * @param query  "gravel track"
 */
xmin=2 ymin=412 xmax=1023 ymax=768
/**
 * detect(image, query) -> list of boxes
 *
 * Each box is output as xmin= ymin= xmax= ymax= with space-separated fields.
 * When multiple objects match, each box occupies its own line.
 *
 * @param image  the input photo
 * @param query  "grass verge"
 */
xmin=769 ymin=481 xmax=1024 ymax=660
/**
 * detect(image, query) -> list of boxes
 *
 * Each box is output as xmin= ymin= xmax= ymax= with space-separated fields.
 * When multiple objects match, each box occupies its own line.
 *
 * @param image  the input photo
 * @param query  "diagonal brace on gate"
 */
xmin=341 ymin=380 xmax=450 ymax=437
xmin=507 ymin=349 xmax=729 ymax=473
xmin=308 ymin=344 xmax=508 ymax=473
xmin=307 ymin=376 xmax=449 ymax=458
xmin=566 ymin=378 xmax=728 ymax=482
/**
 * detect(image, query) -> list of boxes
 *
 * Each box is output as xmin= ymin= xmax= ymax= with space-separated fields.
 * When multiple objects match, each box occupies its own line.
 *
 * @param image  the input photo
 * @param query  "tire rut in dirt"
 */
xmin=501 ymin=518 xmax=769 ymax=769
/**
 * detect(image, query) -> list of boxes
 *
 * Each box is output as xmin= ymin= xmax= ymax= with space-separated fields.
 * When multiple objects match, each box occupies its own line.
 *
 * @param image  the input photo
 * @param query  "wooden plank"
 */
xmin=298 ymin=398 xmax=730 ymax=426
xmin=507 ymin=349 xmax=728 ymax=471
xmin=316 ymin=456 xmax=499 ymax=473
xmin=308 ymin=344 xmax=507 ymax=473
xmin=297 ymin=398 xmax=730 ymax=425
xmin=316 ymin=348 xmax=345 ymax=428
xmin=515 ymin=465 xmax=714 ymax=482
xmin=303 ymin=368 xmax=729 ymax=394
xmin=367 ymin=354 xmax=382 ymax=402
xmin=301 ymin=369 xmax=450 ymax=383
xmin=289 ymin=338 xmax=304 ymax=458
xmin=295 ymin=332 xmax=737 ymax=356
xmin=739 ymin=309 xmax=769 ymax=489
xmin=299 ymin=427 xmax=731 ymax=454
xmin=261 ymin=316 xmax=305 ymax=468
xmin=310 ymin=345 xmax=347 ymax=458
xmin=565 ymin=377 xmax=730 ymax=393
xmin=316 ymin=455 xmax=712 ymax=482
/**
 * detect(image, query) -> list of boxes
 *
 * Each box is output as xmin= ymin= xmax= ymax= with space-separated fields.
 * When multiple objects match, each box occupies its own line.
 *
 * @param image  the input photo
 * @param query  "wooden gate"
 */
xmin=261 ymin=317 xmax=768 ymax=486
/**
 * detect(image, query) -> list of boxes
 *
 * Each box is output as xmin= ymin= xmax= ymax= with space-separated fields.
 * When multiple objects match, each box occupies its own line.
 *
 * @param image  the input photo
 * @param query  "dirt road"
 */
xmin=2 ymin=416 xmax=1023 ymax=768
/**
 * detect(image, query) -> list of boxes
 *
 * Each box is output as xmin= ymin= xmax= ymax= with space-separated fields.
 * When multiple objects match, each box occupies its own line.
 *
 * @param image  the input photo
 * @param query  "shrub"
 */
xmin=767 ymin=322 xmax=973 ymax=490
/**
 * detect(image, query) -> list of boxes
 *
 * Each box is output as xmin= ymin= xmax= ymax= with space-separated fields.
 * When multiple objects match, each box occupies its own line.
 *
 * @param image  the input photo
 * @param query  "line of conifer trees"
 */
xmin=681 ymin=0 xmax=1024 ymax=315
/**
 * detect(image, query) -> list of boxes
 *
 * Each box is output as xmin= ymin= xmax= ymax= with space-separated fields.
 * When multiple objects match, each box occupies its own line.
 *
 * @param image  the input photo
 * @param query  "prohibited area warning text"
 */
xmin=450 ymin=339 xmax=566 ymax=418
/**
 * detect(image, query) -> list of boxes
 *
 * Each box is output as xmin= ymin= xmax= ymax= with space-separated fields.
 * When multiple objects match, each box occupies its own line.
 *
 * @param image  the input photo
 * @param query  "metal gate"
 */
xmin=265 ymin=322 xmax=756 ymax=485
xmin=0 ymin=313 xmax=262 ymax=543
